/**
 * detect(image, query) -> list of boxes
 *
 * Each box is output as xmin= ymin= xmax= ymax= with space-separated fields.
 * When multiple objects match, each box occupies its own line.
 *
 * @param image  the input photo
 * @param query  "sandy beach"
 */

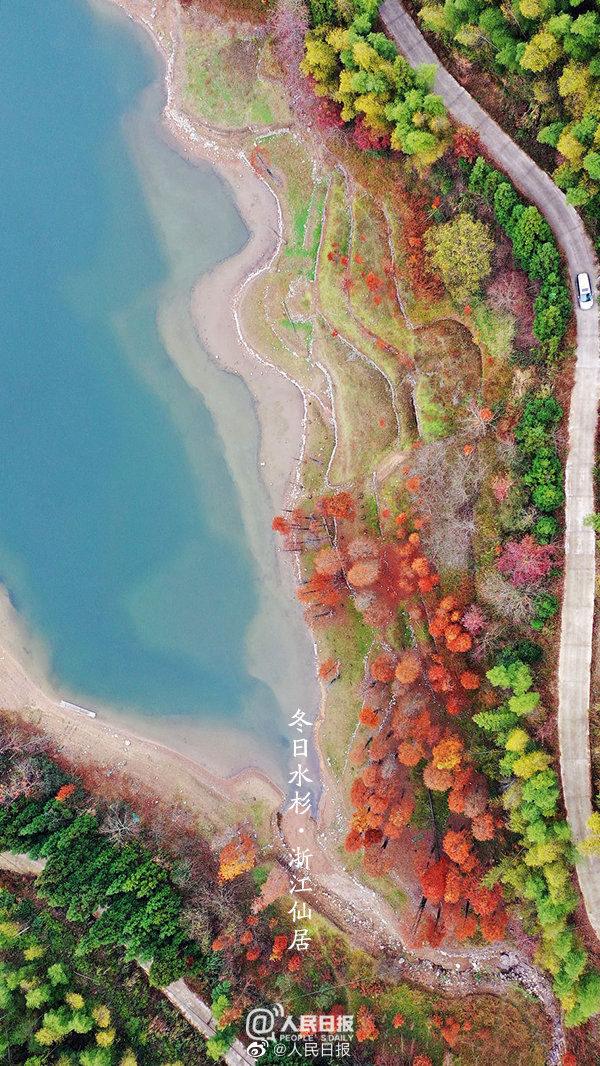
xmin=0 ymin=0 xmax=320 ymax=803
xmin=0 ymin=561 xmax=283 ymax=839
xmin=0 ymin=621 xmax=283 ymax=841
xmin=102 ymin=0 xmax=308 ymax=513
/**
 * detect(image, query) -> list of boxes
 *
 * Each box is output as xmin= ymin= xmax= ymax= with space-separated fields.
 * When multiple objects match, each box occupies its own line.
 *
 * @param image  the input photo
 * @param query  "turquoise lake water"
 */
xmin=0 ymin=0 xmax=315 ymax=776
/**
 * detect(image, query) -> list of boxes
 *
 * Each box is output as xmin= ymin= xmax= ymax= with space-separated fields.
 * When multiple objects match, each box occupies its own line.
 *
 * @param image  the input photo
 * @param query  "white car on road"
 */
xmin=576 ymin=272 xmax=594 ymax=310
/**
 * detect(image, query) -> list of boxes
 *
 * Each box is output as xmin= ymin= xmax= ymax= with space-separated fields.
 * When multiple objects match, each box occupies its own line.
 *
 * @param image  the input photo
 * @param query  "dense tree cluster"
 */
xmin=277 ymin=493 xmax=509 ymax=945
xmin=416 ymin=0 xmax=600 ymax=209
xmin=475 ymin=659 xmax=600 ymax=1027
xmin=2 ymin=721 xmax=516 ymax=1063
xmin=301 ymin=0 xmax=451 ymax=165
xmin=0 ymin=888 xmax=209 ymax=1066
xmin=0 ymin=738 xmax=300 ymax=1058
xmin=0 ymin=762 xmax=197 ymax=986
xmin=275 ymin=475 xmax=600 ymax=1023
xmin=516 ymin=393 xmax=564 ymax=516
xmin=467 ymin=156 xmax=572 ymax=359
xmin=489 ymin=390 xmax=563 ymax=628
xmin=307 ymin=0 xmax=376 ymax=27
xmin=424 ymin=211 xmax=494 ymax=302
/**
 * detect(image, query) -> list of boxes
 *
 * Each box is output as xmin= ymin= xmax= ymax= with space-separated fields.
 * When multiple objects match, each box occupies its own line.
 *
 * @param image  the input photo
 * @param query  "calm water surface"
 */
xmin=0 ymin=0 xmax=315 ymax=778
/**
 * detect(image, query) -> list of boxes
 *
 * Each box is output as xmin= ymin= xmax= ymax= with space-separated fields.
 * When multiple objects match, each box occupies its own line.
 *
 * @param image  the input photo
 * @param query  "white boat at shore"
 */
xmin=59 ymin=699 xmax=96 ymax=719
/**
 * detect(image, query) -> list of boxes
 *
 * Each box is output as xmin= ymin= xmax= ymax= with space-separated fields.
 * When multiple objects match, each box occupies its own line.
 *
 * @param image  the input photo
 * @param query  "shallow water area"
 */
xmin=0 ymin=0 xmax=317 ymax=782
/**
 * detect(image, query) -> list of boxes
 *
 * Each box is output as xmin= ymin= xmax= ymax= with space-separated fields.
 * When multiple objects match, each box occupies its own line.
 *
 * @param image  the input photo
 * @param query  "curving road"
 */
xmin=144 ymin=968 xmax=254 ymax=1066
xmin=0 ymin=852 xmax=253 ymax=1066
xmin=379 ymin=0 xmax=600 ymax=934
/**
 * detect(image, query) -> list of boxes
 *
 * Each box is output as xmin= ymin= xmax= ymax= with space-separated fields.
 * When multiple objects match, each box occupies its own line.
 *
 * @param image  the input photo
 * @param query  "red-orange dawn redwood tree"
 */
xmin=273 ymin=488 xmax=507 ymax=944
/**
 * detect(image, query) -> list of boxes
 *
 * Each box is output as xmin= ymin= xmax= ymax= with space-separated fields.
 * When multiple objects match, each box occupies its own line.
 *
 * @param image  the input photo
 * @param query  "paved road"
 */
xmin=0 ymin=850 xmax=46 ymax=875
xmin=380 ymin=0 xmax=600 ymax=934
xmin=141 ymin=966 xmax=254 ymax=1066
xmin=0 ymin=853 xmax=253 ymax=1066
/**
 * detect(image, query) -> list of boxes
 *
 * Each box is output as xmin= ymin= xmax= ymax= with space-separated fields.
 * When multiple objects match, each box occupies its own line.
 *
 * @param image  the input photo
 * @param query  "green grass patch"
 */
xmin=317 ymin=182 xmax=417 ymax=448
xmin=321 ymin=326 xmax=397 ymax=483
xmin=184 ymin=27 xmax=289 ymax=130
xmin=301 ymin=404 xmax=335 ymax=498
xmin=260 ymin=134 xmax=316 ymax=258
xmin=348 ymin=193 xmax=413 ymax=357
xmin=306 ymin=184 xmax=327 ymax=280
xmin=278 ymin=317 xmax=313 ymax=343
xmin=415 ymin=376 xmax=451 ymax=441
xmin=317 ymin=603 xmax=374 ymax=779
xmin=473 ymin=303 xmax=516 ymax=362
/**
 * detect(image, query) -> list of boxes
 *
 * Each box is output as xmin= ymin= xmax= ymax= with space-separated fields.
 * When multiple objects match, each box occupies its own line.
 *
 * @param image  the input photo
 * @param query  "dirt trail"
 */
xmin=276 ymin=808 xmax=564 ymax=1063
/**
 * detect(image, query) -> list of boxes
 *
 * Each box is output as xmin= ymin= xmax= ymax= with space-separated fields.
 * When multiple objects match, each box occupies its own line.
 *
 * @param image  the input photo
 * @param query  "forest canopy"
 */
xmin=415 ymin=0 xmax=600 ymax=209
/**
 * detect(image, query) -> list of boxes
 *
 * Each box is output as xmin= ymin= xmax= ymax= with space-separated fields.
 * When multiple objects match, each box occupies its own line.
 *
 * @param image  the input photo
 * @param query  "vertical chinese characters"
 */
xmin=287 ymin=708 xmax=314 ymax=953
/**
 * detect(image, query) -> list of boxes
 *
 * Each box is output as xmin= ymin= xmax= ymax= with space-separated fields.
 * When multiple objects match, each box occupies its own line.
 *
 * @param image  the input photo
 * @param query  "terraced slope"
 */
xmin=379 ymin=0 xmax=600 ymax=935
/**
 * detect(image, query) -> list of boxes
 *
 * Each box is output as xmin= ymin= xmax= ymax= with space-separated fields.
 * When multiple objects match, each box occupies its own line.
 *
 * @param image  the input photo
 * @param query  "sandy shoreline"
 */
xmin=103 ymin=0 xmax=308 ymax=513
xmin=0 ymin=0 xmax=321 ymax=829
xmin=0 ymin=585 xmax=284 ymax=838
xmin=98 ymin=0 xmax=323 ymax=788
